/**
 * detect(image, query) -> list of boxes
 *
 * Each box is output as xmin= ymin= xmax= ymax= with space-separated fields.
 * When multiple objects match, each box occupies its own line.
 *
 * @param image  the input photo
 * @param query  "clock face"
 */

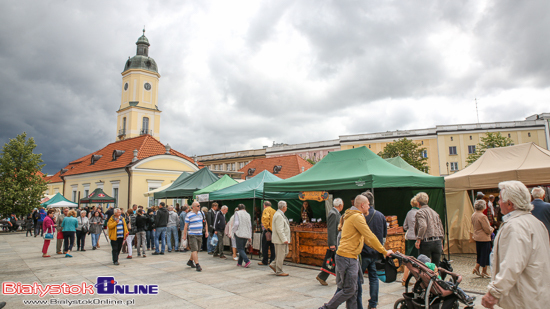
xmin=124 ymin=83 xmax=128 ymax=91
xmin=144 ymin=82 xmax=151 ymax=91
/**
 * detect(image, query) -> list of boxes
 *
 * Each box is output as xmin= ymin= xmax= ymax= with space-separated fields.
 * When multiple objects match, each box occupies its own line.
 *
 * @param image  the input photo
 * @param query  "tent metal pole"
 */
xmin=443 ymin=189 xmax=451 ymax=260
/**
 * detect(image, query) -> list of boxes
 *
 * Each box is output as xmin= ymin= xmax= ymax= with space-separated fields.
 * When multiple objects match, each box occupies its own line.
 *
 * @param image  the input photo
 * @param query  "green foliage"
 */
xmin=0 ymin=132 xmax=47 ymax=217
xmin=466 ymin=132 xmax=514 ymax=165
xmin=306 ymin=158 xmax=317 ymax=165
xmin=377 ymin=138 xmax=429 ymax=172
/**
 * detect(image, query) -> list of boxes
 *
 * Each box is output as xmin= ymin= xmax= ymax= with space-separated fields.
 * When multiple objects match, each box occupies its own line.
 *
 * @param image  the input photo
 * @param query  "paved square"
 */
xmin=0 ymin=232 xmax=488 ymax=308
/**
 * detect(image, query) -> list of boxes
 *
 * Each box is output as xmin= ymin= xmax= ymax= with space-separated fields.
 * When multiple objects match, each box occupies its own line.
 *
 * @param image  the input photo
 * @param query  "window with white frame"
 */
xmin=111 ymin=181 xmax=120 ymax=207
xmin=422 ymin=150 xmax=428 ymax=158
xmin=450 ymin=162 xmax=459 ymax=171
xmin=449 ymin=146 xmax=457 ymax=155
xmin=468 ymin=145 xmax=476 ymax=154
xmin=231 ymin=163 xmax=235 ymax=171
xmin=72 ymin=191 xmax=77 ymax=202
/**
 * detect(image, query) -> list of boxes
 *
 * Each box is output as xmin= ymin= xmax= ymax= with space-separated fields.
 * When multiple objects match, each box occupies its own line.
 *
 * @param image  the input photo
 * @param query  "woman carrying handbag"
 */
xmin=42 ymin=209 xmax=56 ymax=257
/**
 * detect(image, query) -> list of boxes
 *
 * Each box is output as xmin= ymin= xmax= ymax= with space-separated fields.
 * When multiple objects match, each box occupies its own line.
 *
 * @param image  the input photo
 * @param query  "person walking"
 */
xmin=481 ymin=181 xmax=550 ymax=309
xmin=56 ymin=208 xmax=68 ymax=254
xmin=471 ymin=199 xmax=494 ymax=278
xmin=126 ymin=209 xmax=136 ymax=259
xmin=206 ymin=203 xmax=219 ymax=254
xmin=233 ymin=204 xmax=252 ymax=268
xmin=319 ymin=195 xmax=393 ymax=309
xmin=89 ymin=211 xmax=103 ymax=250
xmin=61 ymin=210 xmax=78 ymax=258
xmin=316 ymin=198 xmax=343 ymax=286
xmin=153 ymin=202 xmax=169 ymax=255
xmin=414 ymin=192 xmax=444 ymax=266
xmin=213 ymin=205 xmax=228 ymax=259
xmin=24 ymin=214 xmax=34 ymax=237
xmin=402 ymin=196 xmax=420 ymax=286
xmin=270 ymin=201 xmax=291 ymax=276
xmin=225 ymin=207 xmax=239 ymax=261
xmin=41 ymin=209 xmax=56 ymax=257
xmin=259 ymin=201 xmax=276 ymax=266
xmin=183 ymin=202 xmax=208 ymax=272
xmin=178 ymin=205 xmax=189 ymax=252
xmin=530 ymin=187 xmax=550 ymax=238
xmin=32 ymin=208 xmax=40 ymax=237
xmin=135 ymin=209 xmax=147 ymax=257
xmin=146 ymin=208 xmax=155 ymax=251
xmin=76 ymin=210 xmax=90 ymax=251
xmin=37 ymin=207 xmax=46 ymax=236
xmin=166 ymin=206 xmax=180 ymax=252
xmin=107 ymin=208 xmax=129 ymax=265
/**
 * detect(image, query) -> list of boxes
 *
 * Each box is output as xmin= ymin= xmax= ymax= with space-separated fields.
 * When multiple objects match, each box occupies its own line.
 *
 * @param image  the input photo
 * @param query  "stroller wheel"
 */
xmin=393 ymin=298 xmax=408 ymax=309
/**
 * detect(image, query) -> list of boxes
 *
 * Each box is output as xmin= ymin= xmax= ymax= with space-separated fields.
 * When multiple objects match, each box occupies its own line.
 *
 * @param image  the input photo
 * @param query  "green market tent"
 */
xmin=264 ymin=147 xmax=447 ymax=233
xmin=41 ymin=193 xmax=78 ymax=208
xmin=154 ymin=168 xmax=219 ymax=199
xmin=209 ymin=170 xmax=299 ymax=201
xmin=193 ymin=175 xmax=239 ymax=201
xmin=80 ymin=188 xmax=116 ymax=204
xmin=384 ymin=157 xmax=430 ymax=175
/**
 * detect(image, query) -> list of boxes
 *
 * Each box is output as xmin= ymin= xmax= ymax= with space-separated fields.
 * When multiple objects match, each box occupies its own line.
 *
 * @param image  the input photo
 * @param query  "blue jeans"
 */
xmin=235 ymin=236 xmax=250 ymax=265
xmin=91 ymin=233 xmax=100 ymax=248
xmin=146 ymin=230 xmax=153 ymax=249
xmin=166 ymin=226 xmax=178 ymax=251
xmin=207 ymin=233 xmax=214 ymax=253
xmin=360 ymin=256 xmax=379 ymax=309
xmin=154 ymin=227 xmax=167 ymax=253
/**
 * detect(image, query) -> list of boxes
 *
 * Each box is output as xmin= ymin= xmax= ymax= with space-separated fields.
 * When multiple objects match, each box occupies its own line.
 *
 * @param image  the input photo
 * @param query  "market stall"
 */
xmin=42 ymin=193 xmax=78 ymax=208
xmin=79 ymin=188 xmax=116 ymax=205
xmin=154 ymin=168 xmax=218 ymax=199
xmin=193 ymin=174 xmax=239 ymax=202
xmin=264 ymin=146 xmax=446 ymax=267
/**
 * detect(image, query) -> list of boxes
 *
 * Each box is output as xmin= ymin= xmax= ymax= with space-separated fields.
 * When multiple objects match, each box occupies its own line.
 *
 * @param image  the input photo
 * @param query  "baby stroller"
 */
xmin=392 ymin=252 xmax=475 ymax=309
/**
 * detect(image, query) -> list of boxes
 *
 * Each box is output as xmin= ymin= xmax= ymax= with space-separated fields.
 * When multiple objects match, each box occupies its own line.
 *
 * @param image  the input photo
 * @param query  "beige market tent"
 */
xmin=445 ymin=143 xmax=550 ymax=253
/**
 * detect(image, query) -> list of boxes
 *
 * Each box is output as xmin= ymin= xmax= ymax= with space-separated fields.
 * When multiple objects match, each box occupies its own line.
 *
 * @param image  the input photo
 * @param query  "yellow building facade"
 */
xmin=45 ymin=31 xmax=201 ymax=209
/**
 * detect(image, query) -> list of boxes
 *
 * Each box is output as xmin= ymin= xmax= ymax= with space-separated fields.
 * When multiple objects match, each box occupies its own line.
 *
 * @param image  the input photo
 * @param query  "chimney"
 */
xmin=165 ymin=143 xmax=171 ymax=154
xmin=132 ymin=149 xmax=138 ymax=162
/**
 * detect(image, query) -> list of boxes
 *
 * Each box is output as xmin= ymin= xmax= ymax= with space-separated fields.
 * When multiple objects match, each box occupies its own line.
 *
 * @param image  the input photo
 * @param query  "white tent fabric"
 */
xmin=47 ymin=200 xmax=78 ymax=208
xmin=143 ymin=183 xmax=172 ymax=197
xmin=444 ymin=143 xmax=550 ymax=253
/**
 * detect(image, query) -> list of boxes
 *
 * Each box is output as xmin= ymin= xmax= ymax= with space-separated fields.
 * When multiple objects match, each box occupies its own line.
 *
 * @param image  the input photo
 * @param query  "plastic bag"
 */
xmin=210 ymin=234 xmax=218 ymax=246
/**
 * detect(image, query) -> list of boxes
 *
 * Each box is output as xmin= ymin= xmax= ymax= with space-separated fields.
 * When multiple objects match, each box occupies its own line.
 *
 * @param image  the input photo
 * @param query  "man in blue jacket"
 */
xmin=531 ymin=187 xmax=550 ymax=238
xmin=359 ymin=191 xmax=387 ymax=309
xmin=37 ymin=207 xmax=47 ymax=236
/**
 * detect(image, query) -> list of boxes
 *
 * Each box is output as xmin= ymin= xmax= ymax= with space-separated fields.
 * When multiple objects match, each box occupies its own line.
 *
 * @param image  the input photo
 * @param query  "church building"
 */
xmin=45 ymin=30 xmax=200 ymax=208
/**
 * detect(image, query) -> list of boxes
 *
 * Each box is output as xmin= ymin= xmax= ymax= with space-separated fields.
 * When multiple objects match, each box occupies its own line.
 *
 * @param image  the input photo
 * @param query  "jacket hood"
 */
xmin=342 ymin=208 xmax=362 ymax=220
xmin=158 ymin=207 xmax=168 ymax=213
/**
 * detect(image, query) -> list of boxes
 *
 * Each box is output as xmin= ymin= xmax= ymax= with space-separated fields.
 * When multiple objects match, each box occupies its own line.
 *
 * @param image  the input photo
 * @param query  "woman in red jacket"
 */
xmin=42 ymin=209 xmax=56 ymax=257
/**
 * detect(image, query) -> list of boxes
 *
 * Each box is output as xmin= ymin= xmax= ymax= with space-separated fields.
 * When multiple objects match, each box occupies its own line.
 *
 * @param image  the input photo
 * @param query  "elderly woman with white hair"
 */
xmin=481 ymin=181 xmax=550 ymax=309
xmin=470 ymin=199 xmax=493 ymax=278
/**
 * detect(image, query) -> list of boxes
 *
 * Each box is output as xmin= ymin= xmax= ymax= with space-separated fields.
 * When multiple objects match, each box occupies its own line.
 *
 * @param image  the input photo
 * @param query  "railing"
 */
xmin=140 ymin=129 xmax=152 ymax=135
xmin=118 ymin=129 xmax=126 ymax=136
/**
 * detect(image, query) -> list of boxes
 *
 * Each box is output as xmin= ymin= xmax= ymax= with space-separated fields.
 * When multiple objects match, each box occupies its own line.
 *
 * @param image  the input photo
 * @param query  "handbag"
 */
xmin=265 ymin=231 xmax=272 ymax=242
xmin=44 ymin=226 xmax=54 ymax=240
xmin=375 ymin=256 xmax=399 ymax=283
xmin=321 ymin=249 xmax=336 ymax=276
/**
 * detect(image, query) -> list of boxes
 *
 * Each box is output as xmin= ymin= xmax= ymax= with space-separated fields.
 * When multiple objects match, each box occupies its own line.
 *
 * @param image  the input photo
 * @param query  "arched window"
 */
xmin=142 ymin=117 xmax=149 ymax=135
xmin=123 ymin=117 xmax=126 ymax=132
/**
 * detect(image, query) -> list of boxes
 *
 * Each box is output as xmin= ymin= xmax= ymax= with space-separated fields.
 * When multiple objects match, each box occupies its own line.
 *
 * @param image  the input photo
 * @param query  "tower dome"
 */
xmin=123 ymin=29 xmax=158 ymax=74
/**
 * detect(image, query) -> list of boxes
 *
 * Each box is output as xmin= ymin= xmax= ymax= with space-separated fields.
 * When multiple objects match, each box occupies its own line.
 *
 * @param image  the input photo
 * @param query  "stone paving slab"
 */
xmin=0 ymin=232 xmax=495 ymax=308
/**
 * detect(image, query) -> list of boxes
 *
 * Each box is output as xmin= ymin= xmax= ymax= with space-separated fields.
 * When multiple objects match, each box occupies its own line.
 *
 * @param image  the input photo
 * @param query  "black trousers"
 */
xmin=111 ymin=238 xmax=124 ymax=263
xmin=262 ymin=230 xmax=275 ymax=264
xmin=419 ymin=239 xmax=442 ymax=266
xmin=33 ymin=220 xmax=39 ymax=235
xmin=76 ymin=230 xmax=86 ymax=250
xmin=63 ymin=231 xmax=75 ymax=252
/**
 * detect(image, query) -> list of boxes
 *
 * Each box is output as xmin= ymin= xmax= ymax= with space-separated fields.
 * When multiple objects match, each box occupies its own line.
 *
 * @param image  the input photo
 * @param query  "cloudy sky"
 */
xmin=1 ymin=0 xmax=549 ymax=174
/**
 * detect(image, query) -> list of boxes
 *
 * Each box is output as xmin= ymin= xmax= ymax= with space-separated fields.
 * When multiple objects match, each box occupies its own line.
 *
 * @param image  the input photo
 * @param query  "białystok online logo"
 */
xmin=2 ymin=277 xmax=158 ymax=297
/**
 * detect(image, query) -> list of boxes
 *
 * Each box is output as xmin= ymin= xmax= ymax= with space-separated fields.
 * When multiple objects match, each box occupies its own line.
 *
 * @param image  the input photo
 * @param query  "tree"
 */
xmin=466 ymin=132 xmax=514 ymax=165
xmin=377 ymin=138 xmax=429 ymax=172
xmin=306 ymin=158 xmax=317 ymax=165
xmin=0 ymin=132 xmax=47 ymax=217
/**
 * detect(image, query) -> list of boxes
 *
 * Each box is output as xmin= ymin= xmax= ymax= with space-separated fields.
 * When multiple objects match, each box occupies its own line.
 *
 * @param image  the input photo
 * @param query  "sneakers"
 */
xmin=195 ymin=264 xmax=202 ymax=272
xmin=258 ymin=262 xmax=267 ymax=266
xmin=152 ymin=252 xmax=160 ymax=255
xmin=233 ymin=256 xmax=238 ymax=261
xmin=276 ymin=273 xmax=289 ymax=276
xmin=207 ymin=252 xmax=213 ymax=255
xmin=213 ymin=253 xmax=219 ymax=257
xmin=244 ymin=261 xmax=251 ymax=268
xmin=65 ymin=254 xmax=72 ymax=258
xmin=92 ymin=247 xmax=97 ymax=250
xmin=114 ymin=262 xmax=119 ymax=265
xmin=187 ymin=260 xmax=196 ymax=268
xmin=143 ymin=254 xmax=146 ymax=258
xmin=316 ymin=275 xmax=328 ymax=286
xmin=160 ymin=252 xmax=164 ymax=255
xmin=81 ymin=249 xmax=86 ymax=252
xmin=127 ymin=255 xmax=132 ymax=259
xmin=219 ymin=255 xmax=227 ymax=259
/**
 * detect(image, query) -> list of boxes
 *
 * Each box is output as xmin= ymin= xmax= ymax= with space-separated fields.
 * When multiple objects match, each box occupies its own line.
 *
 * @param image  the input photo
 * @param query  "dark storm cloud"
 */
xmin=1 ymin=0 xmax=548 ymax=174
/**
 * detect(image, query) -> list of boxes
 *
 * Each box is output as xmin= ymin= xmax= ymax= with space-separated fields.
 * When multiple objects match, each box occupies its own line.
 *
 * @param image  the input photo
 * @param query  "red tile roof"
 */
xmin=238 ymin=154 xmax=313 ymax=180
xmin=47 ymin=135 xmax=200 ymax=180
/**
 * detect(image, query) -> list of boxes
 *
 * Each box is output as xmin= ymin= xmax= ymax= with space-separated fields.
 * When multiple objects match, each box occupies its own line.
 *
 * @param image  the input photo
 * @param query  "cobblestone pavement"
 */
xmin=1 ymin=232 xmax=493 ymax=308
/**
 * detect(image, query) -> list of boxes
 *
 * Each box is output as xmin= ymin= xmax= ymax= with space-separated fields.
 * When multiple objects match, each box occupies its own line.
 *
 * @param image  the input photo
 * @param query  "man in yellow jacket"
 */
xmin=320 ymin=195 xmax=393 ymax=309
xmin=259 ymin=201 xmax=276 ymax=266
xmin=107 ymin=208 xmax=129 ymax=265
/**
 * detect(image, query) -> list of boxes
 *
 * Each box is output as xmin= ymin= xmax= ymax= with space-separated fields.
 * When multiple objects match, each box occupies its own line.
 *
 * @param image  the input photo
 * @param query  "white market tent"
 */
xmin=143 ymin=183 xmax=173 ymax=197
xmin=445 ymin=142 xmax=550 ymax=253
xmin=47 ymin=200 xmax=78 ymax=208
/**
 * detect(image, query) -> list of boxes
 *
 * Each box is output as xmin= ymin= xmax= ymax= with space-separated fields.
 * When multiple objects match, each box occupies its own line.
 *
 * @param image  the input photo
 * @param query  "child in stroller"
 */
xmin=392 ymin=252 xmax=475 ymax=309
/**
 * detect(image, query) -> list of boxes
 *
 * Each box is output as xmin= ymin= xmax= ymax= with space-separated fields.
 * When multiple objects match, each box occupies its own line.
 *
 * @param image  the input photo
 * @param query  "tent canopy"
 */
xmin=144 ymin=183 xmax=173 ymax=197
xmin=384 ymin=157 xmax=429 ymax=175
xmin=193 ymin=175 xmax=239 ymax=199
xmin=48 ymin=200 xmax=78 ymax=208
xmin=154 ymin=168 xmax=219 ymax=199
xmin=209 ymin=170 xmax=298 ymax=201
xmin=80 ymin=188 xmax=116 ymax=204
xmin=264 ymin=146 xmax=444 ymax=192
xmin=445 ymin=143 xmax=550 ymax=191
xmin=41 ymin=193 xmax=77 ymax=207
